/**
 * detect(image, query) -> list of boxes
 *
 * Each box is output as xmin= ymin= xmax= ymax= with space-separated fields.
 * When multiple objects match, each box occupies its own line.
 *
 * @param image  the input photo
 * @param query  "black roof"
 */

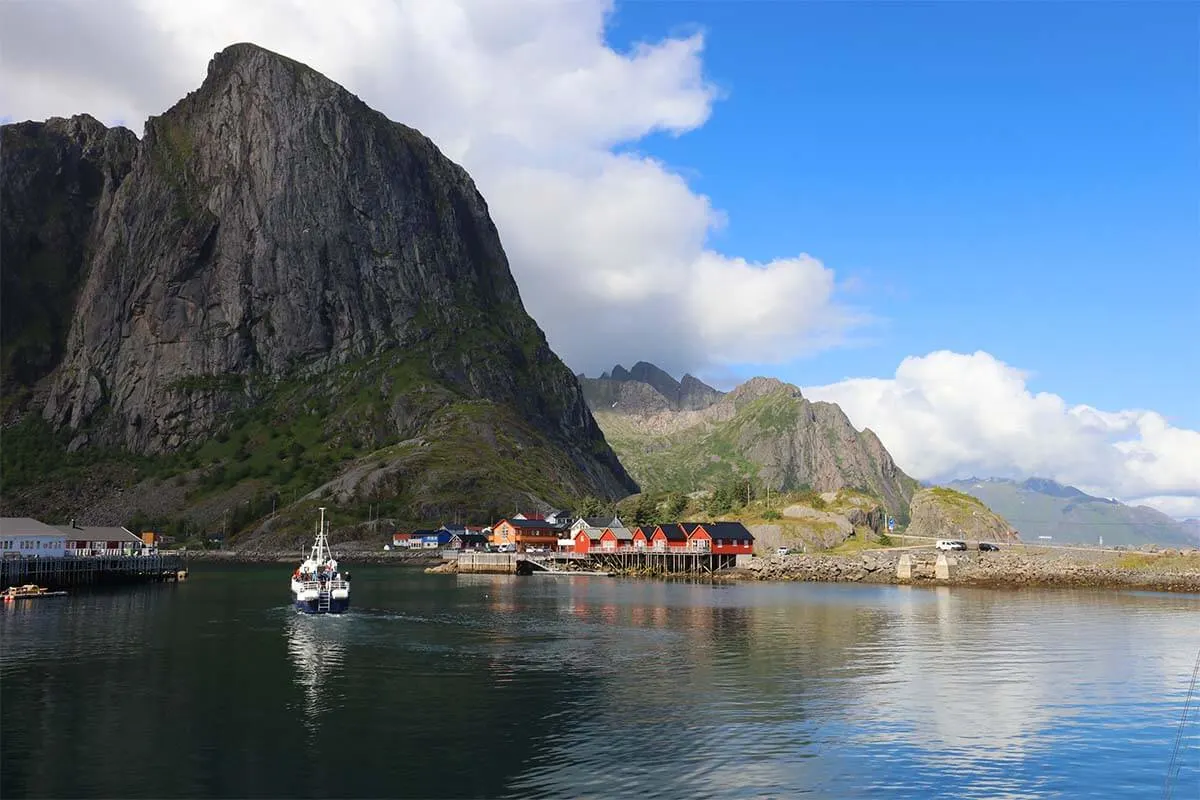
xmin=653 ymin=524 xmax=689 ymax=541
xmin=698 ymin=522 xmax=754 ymax=542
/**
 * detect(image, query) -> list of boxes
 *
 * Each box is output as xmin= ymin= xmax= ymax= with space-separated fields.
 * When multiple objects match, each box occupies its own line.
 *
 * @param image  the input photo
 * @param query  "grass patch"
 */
xmin=928 ymin=487 xmax=986 ymax=508
xmin=1115 ymin=553 xmax=1200 ymax=571
xmin=824 ymin=536 xmax=891 ymax=554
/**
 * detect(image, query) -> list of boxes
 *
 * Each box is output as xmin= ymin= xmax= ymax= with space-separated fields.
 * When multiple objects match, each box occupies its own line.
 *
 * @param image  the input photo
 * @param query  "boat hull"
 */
xmin=292 ymin=595 xmax=350 ymax=614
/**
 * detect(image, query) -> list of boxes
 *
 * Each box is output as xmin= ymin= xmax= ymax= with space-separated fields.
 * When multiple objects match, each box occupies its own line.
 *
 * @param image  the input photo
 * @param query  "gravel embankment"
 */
xmin=737 ymin=549 xmax=1200 ymax=592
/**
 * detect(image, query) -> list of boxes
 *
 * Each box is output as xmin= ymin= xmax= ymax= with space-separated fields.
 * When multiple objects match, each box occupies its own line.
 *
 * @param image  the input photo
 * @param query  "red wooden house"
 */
xmin=681 ymin=522 xmax=755 ymax=554
xmin=630 ymin=526 xmax=653 ymax=549
xmin=598 ymin=527 xmax=633 ymax=551
xmin=573 ymin=528 xmax=603 ymax=554
xmin=649 ymin=524 xmax=689 ymax=551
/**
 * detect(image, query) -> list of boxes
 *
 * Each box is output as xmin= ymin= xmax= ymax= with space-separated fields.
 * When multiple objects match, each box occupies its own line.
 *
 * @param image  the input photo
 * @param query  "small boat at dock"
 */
xmin=3 ymin=584 xmax=68 ymax=601
xmin=290 ymin=507 xmax=350 ymax=614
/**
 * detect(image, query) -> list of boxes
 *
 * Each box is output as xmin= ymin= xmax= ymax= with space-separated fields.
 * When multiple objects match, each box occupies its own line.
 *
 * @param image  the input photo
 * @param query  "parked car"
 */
xmin=776 ymin=547 xmax=791 ymax=556
xmin=978 ymin=542 xmax=1000 ymax=552
xmin=936 ymin=540 xmax=968 ymax=552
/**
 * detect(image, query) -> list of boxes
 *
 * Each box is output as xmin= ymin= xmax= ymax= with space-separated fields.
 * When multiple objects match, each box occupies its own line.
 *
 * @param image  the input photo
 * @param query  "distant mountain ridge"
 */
xmin=580 ymin=361 xmax=725 ymax=413
xmin=579 ymin=363 xmax=918 ymax=516
xmin=946 ymin=477 xmax=1198 ymax=548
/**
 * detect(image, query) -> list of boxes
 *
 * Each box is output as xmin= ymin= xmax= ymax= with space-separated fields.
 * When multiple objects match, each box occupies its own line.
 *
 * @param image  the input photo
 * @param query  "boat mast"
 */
xmin=309 ymin=507 xmax=329 ymax=564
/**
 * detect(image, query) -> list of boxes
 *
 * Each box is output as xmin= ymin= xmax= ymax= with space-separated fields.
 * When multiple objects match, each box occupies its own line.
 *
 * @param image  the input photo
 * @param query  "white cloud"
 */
xmin=805 ymin=350 xmax=1200 ymax=517
xmin=0 ymin=0 xmax=860 ymax=378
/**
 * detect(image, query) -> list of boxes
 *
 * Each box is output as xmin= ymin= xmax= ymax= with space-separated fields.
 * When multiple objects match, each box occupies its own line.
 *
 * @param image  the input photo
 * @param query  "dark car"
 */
xmin=978 ymin=542 xmax=1000 ymax=552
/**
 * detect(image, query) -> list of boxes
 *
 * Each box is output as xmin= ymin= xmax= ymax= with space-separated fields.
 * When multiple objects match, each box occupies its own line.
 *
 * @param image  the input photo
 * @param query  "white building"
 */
xmin=58 ymin=524 xmax=147 ymax=556
xmin=0 ymin=518 xmax=68 ymax=558
xmin=569 ymin=516 xmax=624 ymax=535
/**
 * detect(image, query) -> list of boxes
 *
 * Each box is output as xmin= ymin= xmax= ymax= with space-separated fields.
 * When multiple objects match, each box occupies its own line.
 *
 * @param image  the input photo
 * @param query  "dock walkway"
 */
xmin=449 ymin=550 xmax=742 ymax=576
xmin=1 ymin=552 xmax=189 ymax=590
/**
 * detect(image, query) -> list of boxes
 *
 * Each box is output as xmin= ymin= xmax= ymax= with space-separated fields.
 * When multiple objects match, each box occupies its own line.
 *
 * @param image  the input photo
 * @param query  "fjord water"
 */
xmin=2 ymin=567 xmax=1197 ymax=799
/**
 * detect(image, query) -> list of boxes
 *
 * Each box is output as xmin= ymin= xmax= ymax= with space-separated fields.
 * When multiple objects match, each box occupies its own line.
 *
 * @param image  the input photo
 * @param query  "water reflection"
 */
xmin=285 ymin=612 xmax=349 ymax=735
xmin=3 ymin=568 xmax=1197 ymax=799
xmin=501 ymin=581 xmax=1200 ymax=799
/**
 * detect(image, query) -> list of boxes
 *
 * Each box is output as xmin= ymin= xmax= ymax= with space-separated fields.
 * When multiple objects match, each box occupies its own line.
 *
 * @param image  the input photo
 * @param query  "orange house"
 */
xmin=630 ymin=527 xmax=652 ymax=549
xmin=682 ymin=522 xmax=755 ymax=554
xmin=492 ymin=519 xmax=560 ymax=551
xmin=649 ymin=524 xmax=689 ymax=551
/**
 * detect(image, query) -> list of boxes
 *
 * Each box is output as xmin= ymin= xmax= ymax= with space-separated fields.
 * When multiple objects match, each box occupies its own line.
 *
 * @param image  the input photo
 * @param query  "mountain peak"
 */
xmin=728 ymin=376 xmax=801 ymax=402
xmin=582 ymin=361 xmax=722 ymax=412
xmin=1019 ymin=477 xmax=1087 ymax=498
xmin=207 ymin=42 xmax=318 ymax=79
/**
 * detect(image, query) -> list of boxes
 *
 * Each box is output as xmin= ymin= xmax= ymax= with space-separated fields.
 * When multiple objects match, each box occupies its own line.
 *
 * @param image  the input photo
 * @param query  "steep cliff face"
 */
xmin=4 ymin=42 xmax=636 ymax=515
xmin=583 ymin=365 xmax=918 ymax=516
xmin=1 ymin=116 xmax=136 ymax=394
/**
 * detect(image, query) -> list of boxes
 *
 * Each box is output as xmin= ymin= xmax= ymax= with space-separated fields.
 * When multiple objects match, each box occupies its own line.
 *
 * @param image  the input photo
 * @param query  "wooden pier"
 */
xmin=0 ymin=552 xmax=189 ymax=591
xmin=581 ymin=550 xmax=740 ymax=577
xmin=451 ymin=549 xmax=740 ymax=577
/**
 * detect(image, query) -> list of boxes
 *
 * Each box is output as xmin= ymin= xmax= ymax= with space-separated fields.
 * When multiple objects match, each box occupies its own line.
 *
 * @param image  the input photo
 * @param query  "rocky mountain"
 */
xmin=906 ymin=487 xmax=1020 ymax=543
xmin=946 ymin=478 xmax=1199 ymax=548
xmin=1 ymin=42 xmax=636 ymax=534
xmin=581 ymin=363 xmax=918 ymax=517
xmin=580 ymin=361 xmax=724 ymax=414
xmin=2 ymin=116 xmax=137 ymax=397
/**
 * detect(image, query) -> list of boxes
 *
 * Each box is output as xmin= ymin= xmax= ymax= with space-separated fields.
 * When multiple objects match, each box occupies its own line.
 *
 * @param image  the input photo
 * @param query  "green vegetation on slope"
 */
xmin=596 ymin=413 xmax=759 ymax=494
xmin=596 ymin=391 xmax=815 ymax=492
xmin=593 ymin=384 xmax=915 ymax=519
xmin=1 ymin=346 xmax=618 ymax=546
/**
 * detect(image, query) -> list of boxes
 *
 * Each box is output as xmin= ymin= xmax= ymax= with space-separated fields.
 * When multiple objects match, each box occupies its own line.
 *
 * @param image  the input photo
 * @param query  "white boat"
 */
xmin=290 ymin=507 xmax=350 ymax=614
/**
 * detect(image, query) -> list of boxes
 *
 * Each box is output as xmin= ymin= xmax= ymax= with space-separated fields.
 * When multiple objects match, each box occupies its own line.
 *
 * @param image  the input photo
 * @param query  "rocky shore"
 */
xmin=734 ymin=549 xmax=1200 ymax=592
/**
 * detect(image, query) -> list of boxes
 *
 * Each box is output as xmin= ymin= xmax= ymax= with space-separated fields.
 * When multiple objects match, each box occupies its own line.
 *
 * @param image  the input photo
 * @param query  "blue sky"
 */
xmin=2 ymin=0 xmax=1196 ymax=512
xmin=608 ymin=1 xmax=1199 ymax=428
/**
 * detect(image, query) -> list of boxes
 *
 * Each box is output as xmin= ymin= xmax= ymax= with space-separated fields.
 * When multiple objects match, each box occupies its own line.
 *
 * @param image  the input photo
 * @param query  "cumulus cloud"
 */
xmin=0 ymin=0 xmax=860 ymax=377
xmin=805 ymin=351 xmax=1200 ymax=517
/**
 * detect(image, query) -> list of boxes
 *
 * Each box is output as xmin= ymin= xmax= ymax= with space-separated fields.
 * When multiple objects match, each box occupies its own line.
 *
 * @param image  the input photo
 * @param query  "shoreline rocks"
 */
xmin=737 ymin=550 xmax=1200 ymax=593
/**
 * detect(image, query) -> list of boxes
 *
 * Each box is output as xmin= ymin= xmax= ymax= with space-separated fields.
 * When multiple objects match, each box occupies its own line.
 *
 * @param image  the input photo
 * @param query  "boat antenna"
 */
xmin=1164 ymin=645 xmax=1200 ymax=798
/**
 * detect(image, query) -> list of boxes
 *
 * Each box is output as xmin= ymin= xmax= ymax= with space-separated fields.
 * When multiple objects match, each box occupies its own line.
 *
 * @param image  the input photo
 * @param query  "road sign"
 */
xmin=887 ymin=516 xmax=896 ymax=532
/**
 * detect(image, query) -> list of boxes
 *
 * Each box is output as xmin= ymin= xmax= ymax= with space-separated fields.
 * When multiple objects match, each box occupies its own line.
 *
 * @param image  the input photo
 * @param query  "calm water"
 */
xmin=2 ymin=566 xmax=1198 ymax=799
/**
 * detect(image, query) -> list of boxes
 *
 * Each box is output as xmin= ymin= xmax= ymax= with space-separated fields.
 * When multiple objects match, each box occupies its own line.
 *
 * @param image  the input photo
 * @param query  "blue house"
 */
xmin=412 ymin=528 xmax=453 ymax=549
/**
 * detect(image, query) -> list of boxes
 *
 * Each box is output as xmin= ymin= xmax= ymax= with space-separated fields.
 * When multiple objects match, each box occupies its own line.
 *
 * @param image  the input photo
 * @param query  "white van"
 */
xmin=936 ymin=540 xmax=967 ymax=552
